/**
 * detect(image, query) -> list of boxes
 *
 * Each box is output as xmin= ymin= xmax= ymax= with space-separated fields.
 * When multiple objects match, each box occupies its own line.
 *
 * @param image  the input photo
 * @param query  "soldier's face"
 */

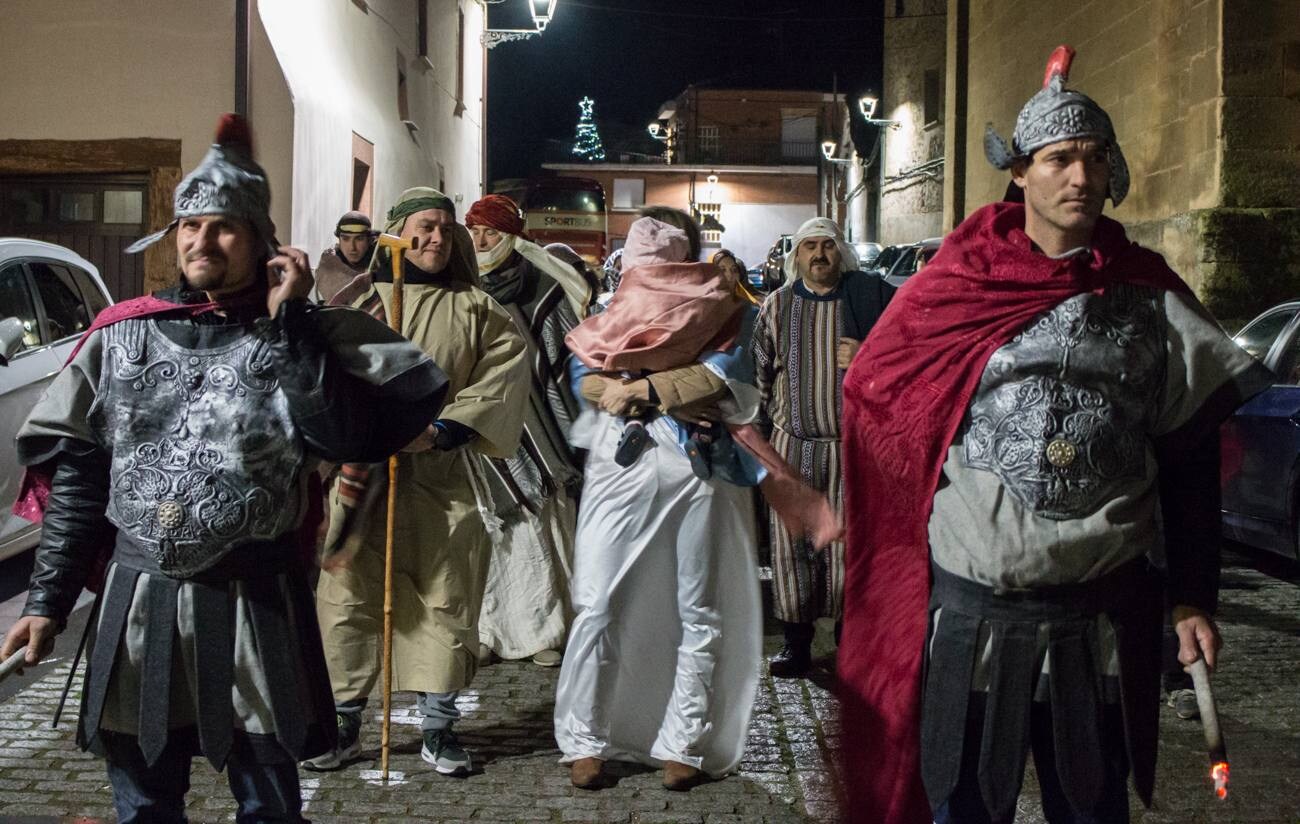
xmin=177 ymin=215 xmax=258 ymax=294
xmin=1013 ymin=138 xmax=1110 ymax=238
xmin=401 ymin=208 xmax=456 ymax=273
xmin=337 ymin=231 xmax=373 ymax=265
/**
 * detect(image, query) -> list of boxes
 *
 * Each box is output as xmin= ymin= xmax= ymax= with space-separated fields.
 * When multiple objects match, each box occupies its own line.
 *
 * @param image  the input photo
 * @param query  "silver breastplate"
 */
xmin=962 ymin=283 xmax=1165 ymax=519
xmin=89 ymin=319 xmax=305 ymax=575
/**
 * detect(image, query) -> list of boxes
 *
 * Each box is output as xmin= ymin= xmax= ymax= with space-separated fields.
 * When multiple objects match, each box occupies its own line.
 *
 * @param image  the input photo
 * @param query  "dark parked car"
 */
xmin=883 ymin=237 xmax=943 ymax=287
xmin=1221 ymin=300 xmax=1300 ymax=560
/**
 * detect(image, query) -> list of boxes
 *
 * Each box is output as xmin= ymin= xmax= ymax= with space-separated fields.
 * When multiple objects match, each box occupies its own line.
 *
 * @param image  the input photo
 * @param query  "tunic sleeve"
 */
xmin=1152 ymin=290 xmax=1274 ymax=613
xmin=15 ymin=332 xmax=112 ymax=626
xmin=268 ymin=302 xmax=449 ymax=463
xmin=439 ymin=296 xmax=528 ymax=458
xmin=16 ymin=329 xmax=105 ymax=465
xmin=751 ymin=295 xmax=779 ymax=435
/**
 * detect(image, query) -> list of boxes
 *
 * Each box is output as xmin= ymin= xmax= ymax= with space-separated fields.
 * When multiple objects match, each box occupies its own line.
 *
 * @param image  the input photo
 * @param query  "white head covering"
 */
xmin=782 ymin=217 xmax=859 ymax=282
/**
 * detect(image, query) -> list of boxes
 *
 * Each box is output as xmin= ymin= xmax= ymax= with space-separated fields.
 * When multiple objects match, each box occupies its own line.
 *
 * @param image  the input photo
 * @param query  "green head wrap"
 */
xmin=383 ymin=186 xmax=456 ymax=233
xmin=374 ymin=186 xmax=478 ymax=287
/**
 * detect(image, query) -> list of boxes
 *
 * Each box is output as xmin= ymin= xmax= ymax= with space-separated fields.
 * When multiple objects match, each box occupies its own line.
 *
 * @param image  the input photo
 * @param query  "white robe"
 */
xmin=553 ymin=411 xmax=761 ymax=775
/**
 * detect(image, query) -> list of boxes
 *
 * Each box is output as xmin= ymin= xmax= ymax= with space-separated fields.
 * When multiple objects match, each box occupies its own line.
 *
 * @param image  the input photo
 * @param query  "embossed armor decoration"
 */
xmin=88 ymin=319 xmax=305 ymax=575
xmin=125 ymin=114 xmax=278 ymax=256
xmin=963 ymin=282 xmax=1163 ymax=519
xmin=983 ymin=45 xmax=1130 ymax=206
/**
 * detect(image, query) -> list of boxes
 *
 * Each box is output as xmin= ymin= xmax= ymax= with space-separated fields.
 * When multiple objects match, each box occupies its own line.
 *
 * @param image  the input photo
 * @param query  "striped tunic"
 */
xmin=753 ymin=279 xmax=846 ymax=622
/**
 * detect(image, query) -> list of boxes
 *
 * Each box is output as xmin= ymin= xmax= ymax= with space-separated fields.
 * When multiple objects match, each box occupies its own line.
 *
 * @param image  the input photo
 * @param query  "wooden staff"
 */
xmin=372 ymin=232 xmax=417 ymax=780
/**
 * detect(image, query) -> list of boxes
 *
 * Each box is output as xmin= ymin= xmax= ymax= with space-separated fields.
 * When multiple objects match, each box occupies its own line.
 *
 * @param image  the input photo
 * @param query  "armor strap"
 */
xmin=138 ymin=575 xmax=180 ymax=765
xmin=977 ymin=621 xmax=1037 ymax=820
xmin=1046 ymin=620 xmax=1107 ymax=813
xmin=920 ymin=609 xmax=981 ymax=807
xmin=192 ymin=580 xmax=234 ymax=769
xmin=248 ymin=575 xmax=307 ymax=757
xmin=81 ymin=564 xmax=140 ymax=750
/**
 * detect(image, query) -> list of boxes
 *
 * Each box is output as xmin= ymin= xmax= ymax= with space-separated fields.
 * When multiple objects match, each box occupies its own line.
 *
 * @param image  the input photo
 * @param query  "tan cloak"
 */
xmin=317 ymin=279 xmax=527 ymax=696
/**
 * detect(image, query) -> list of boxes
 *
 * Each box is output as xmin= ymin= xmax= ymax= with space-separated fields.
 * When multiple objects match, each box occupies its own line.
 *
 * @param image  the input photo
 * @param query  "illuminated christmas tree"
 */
xmin=571 ymin=96 xmax=606 ymax=162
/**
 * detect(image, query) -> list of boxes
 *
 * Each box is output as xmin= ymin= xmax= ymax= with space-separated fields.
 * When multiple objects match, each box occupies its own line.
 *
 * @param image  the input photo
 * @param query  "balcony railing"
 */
xmin=542 ymin=139 xmax=821 ymax=167
xmin=678 ymin=139 xmax=819 ymax=166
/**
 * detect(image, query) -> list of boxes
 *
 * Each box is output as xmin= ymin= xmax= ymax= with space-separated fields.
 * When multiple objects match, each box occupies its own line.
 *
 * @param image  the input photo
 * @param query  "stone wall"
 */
xmin=881 ymin=0 xmax=948 ymax=244
xmin=948 ymin=0 xmax=1300 ymax=321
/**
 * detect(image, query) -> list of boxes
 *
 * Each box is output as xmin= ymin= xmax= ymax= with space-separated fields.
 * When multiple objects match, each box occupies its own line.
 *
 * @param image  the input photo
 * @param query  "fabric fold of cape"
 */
xmin=837 ymin=202 xmax=1194 ymax=823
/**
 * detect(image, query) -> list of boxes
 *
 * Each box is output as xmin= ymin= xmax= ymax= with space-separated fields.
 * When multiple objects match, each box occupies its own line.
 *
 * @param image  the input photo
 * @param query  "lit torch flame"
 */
xmin=1210 ymin=761 xmax=1229 ymax=800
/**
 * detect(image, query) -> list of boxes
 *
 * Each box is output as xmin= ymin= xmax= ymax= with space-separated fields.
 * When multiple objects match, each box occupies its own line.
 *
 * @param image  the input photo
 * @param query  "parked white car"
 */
xmin=0 ymin=238 xmax=113 ymax=561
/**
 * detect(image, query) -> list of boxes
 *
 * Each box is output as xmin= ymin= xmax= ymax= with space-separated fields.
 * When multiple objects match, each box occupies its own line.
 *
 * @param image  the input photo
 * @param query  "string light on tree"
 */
xmin=571 ymin=96 xmax=607 ymax=162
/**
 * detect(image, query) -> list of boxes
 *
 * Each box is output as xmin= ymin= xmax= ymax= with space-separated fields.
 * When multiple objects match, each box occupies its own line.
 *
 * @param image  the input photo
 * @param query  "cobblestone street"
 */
xmin=0 ymin=552 xmax=1296 ymax=823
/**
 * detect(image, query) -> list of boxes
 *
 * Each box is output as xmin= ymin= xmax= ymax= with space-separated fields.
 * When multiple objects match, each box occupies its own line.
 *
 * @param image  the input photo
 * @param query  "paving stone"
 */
xmin=0 ymin=555 xmax=1297 ymax=822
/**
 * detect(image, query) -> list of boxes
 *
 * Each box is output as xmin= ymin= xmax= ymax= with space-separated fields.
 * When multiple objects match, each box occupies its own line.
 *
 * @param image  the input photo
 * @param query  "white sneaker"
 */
xmin=301 ymin=712 xmax=363 ymax=771
xmin=421 ymin=728 xmax=472 ymax=776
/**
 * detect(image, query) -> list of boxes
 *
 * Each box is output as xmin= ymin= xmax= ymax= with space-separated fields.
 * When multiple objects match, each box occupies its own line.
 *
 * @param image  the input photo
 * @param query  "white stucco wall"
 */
xmin=0 ymin=1 xmax=483 ymax=262
xmin=259 ymin=0 xmax=486 ymax=258
xmin=0 ymin=1 xmax=234 ymax=165
xmin=717 ymin=203 xmax=818 ymax=267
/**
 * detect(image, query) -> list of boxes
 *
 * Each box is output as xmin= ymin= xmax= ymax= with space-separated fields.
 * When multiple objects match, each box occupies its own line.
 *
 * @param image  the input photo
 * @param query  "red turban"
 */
xmin=465 ymin=194 xmax=526 ymax=237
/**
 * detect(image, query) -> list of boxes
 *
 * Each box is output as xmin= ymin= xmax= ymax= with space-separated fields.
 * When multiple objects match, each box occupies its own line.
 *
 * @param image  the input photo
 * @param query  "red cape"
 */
xmin=837 ymin=202 xmax=1189 ymax=822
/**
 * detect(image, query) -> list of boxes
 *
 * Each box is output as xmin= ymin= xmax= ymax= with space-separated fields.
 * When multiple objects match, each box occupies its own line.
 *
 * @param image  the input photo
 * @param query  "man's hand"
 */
xmin=266 ymin=246 xmax=314 ymax=318
xmin=401 ymin=424 xmax=437 ymax=453
xmin=599 ymin=378 xmax=650 ymax=416
xmin=1172 ymin=604 xmax=1222 ymax=671
xmin=836 ymin=337 xmax=862 ymax=370
xmin=0 ymin=616 xmax=58 ymax=667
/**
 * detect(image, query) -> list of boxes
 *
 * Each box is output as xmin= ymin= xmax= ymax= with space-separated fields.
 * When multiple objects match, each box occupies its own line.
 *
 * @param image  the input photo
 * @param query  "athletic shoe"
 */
xmin=301 ymin=711 xmax=363 ymax=771
xmin=421 ymin=728 xmax=472 ymax=775
xmin=531 ymin=649 xmax=563 ymax=667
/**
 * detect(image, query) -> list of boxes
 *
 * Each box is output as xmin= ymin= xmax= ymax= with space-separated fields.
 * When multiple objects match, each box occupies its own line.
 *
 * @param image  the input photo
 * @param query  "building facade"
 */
xmin=542 ymin=86 xmax=848 ymax=267
xmin=0 ymin=0 xmax=486 ymax=298
xmin=879 ymin=0 xmax=948 ymax=245
xmin=883 ymin=0 xmax=1300 ymax=323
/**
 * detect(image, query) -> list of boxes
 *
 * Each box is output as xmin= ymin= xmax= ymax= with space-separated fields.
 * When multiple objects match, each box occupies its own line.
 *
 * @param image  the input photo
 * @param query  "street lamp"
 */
xmin=482 ymin=0 xmax=558 ymax=49
xmin=821 ymin=140 xmax=852 ymax=165
xmin=648 ymin=122 xmax=667 ymax=140
xmin=530 ymin=0 xmax=556 ymax=30
xmin=858 ymin=95 xmax=877 ymax=119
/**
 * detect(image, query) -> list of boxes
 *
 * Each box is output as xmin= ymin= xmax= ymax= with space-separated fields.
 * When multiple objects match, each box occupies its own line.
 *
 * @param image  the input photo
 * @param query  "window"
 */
xmin=2 ymin=188 xmax=44 ymax=225
xmin=29 ymin=261 xmax=92 ymax=342
xmin=697 ymin=202 xmax=722 ymax=246
xmin=58 ymin=192 xmax=95 ymax=222
xmin=781 ymin=109 xmax=817 ymax=160
xmin=352 ymin=133 xmax=375 ymax=215
xmin=454 ymin=8 xmax=466 ymax=115
xmin=397 ymin=55 xmax=410 ymax=121
xmin=417 ymin=1 xmax=429 ymax=57
xmin=1277 ymin=331 xmax=1300 ymax=385
xmin=0 ymin=264 xmax=40 ymax=350
xmin=924 ymin=68 xmax=943 ymax=126
xmin=69 ymin=267 xmax=109 ymax=318
xmin=697 ymin=125 xmax=720 ymax=157
xmin=103 ymin=190 xmax=144 ymax=224
xmin=612 ymin=179 xmax=645 ymax=210
xmin=1233 ymin=307 xmax=1298 ymax=361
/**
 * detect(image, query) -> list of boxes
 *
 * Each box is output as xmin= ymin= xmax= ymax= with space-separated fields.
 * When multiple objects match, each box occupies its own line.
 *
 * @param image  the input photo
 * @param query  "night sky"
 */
xmin=486 ymin=0 xmax=884 ymax=182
